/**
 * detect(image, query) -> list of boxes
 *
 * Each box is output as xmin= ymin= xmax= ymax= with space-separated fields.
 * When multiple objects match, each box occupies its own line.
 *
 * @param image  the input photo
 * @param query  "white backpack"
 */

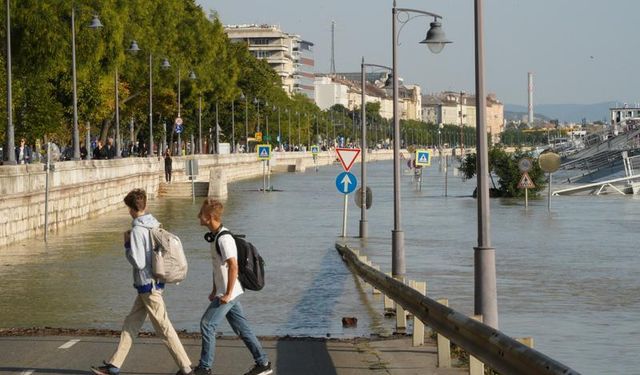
xmin=150 ymin=227 xmax=188 ymax=284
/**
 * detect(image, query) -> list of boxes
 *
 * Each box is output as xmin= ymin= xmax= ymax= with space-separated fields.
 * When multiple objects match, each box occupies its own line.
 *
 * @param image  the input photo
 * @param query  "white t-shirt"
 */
xmin=211 ymin=228 xmax=244 ymax=301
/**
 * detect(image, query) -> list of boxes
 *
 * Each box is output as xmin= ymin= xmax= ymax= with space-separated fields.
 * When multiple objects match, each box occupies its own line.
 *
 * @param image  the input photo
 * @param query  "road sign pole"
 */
xmin=341 ymin=193 xmax=348 ymax=237
xmin=525 ymin=188 xmax=528 ymax=208
xmin=262 ymin=160 xmax=266 ymax=193
xmin=548 ymin=173 xmax=552 ymax=211
xmin=267 ymin=159 xmax=271 ymax=191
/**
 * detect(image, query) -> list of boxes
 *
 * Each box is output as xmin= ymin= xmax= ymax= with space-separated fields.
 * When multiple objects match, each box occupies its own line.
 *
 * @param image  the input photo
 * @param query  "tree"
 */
xmin=459 ymin=147 xmax=546 ymax=198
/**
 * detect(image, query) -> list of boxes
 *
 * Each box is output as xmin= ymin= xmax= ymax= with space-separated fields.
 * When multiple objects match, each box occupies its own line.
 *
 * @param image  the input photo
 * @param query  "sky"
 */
xmin=197 ymin=0 xmax=640 ymax=106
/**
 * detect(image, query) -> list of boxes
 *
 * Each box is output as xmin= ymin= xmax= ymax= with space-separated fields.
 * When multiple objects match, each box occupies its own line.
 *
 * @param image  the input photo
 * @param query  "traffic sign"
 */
xmin=336 ymin=148 xmax=361 ymax=172
xmin=175 ymin=117 xmax=183 ymax=125
xmin=354 ymin=186 xmax=373 ymax=209
xmin=336 ymin=172 xmax=357 ymax=194
xmin=311 ymin=145 xmax=319 ymax=155
xmin=175 ymin=124 xmax=184 ymax=134
xmin=255 ymin=132 xmax=263 ymax=142
xmin=539 ymin=152 xmax=561 ymax=173
xmin=518 ymin=158 xmax=532 ymax=173
xmin=518 ymin=172 xmax=536 ymax=189
xmin=415 ymin=149 xmax=431 ymax=166
xmin=257 ymin=144 xmax=271 ymax=160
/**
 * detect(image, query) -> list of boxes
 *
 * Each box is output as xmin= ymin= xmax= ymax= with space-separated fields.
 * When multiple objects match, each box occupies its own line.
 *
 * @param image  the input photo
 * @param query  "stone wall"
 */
xmin=0 ymin=150 xmax=395 ymax=248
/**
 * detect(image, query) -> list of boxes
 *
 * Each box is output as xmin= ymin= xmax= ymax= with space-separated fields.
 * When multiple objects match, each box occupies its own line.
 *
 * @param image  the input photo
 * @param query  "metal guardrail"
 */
xmin=335 ymin=243 xmax=581 ymax=375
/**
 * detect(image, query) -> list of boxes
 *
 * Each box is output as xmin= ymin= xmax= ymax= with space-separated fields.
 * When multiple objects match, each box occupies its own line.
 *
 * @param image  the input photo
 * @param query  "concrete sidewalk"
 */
xmin=0 ymin=334 xmax=466 ymax=375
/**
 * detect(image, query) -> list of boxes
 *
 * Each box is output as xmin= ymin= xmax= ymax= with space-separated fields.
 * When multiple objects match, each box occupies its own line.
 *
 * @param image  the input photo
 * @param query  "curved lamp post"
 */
xmin=72 ymin=10 xmax=103 ymax=160
xmin=473 ymin=0 xmax=498 ymax=329
xmin=391 ymin=0 xmax=451 ymax=282
xmin=4 ymin=0 xmax=15 ymax=164
xmin=360 ymin=58 xmax=392 ymax=238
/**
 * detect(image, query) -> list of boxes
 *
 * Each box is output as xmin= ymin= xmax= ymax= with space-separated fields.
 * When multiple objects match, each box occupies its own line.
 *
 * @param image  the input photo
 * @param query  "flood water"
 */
xmin=0 ymin=158 xmax=638 ymax=374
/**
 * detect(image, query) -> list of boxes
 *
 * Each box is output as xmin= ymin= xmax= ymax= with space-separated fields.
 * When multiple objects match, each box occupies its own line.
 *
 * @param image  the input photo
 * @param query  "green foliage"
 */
xmin=0 ymin=0 xmax=305 ymax=147
xmin=459 ymin=147 xmax=546 ymax=198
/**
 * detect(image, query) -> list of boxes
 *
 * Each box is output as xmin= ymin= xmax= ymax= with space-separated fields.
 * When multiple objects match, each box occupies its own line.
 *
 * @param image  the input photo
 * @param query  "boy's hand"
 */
xmin=208 ymin=291 xmax=217 ymax=301
xmin=123 ymin=230 xmax=131 ymax=247
xmin=219 ymin=294 xmax=232 ymax=304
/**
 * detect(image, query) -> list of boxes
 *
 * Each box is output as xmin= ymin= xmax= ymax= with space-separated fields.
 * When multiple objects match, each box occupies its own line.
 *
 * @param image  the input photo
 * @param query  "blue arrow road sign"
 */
xmin=175 ymin=124 xmax=184 ymax=134
xmin=336 ymin=171 xmax=357 ymax=194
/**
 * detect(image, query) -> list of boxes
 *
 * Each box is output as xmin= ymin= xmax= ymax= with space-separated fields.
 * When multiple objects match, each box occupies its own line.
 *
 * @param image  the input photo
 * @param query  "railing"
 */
xmin=335 ymin=242 xmax=581 ymax=375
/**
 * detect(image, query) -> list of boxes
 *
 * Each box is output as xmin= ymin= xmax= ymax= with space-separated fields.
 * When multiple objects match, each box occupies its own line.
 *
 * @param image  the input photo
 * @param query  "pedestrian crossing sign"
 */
xmin=415 ymin=150 xmax=431 ymax=166
xmin=311 ymin=145 xmax=319 ymax=155
xmin=518 ymin=172 xmax=535 ymax=189
xmin=257 ymin=144 xmax=271 ymax=160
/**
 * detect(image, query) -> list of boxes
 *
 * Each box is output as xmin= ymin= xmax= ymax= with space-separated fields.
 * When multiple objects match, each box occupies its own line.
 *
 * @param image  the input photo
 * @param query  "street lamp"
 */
xmin=473 ymin=0 xmax=498 ymax=329
xmin=360 ymin=57 xmax=392 ymax=238
xmin=71 ymin=9 xmax=103 ymax=160
xmin=286 ymin=108 xmax=291 ymax=151
xmin=240 ymin=92 xmax=248 ymax=152
xmin=3 ymin=0 xmax=15 ymax=164
xmin=126 ymin=40 xmax=158 ymax=157
xmin=391 ymin=0 xmax=451 ymax=280
xmin=187 ymin=70 xmax=202 ymax=154
xmin=253 ymin=98 xmax=261 ymax=133
xmin=459 ymin=91 xmax=465 ymax=157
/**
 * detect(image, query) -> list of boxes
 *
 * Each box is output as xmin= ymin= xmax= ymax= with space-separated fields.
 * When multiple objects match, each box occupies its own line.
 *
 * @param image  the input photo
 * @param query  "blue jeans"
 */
xmin=199 ymin=297 xmax=268 ymax=369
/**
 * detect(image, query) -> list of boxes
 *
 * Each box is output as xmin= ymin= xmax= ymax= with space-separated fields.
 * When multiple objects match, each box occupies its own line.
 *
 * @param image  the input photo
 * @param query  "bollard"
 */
xmin=384 ymin=272 xmax=395 ymax=316
xmin=411 ymin=281 xmax=427 ymax=347
xmin=436 ymin=299 xmax=451 ymax=368
xmin=469 ymin=315 xmax=484 ymax=375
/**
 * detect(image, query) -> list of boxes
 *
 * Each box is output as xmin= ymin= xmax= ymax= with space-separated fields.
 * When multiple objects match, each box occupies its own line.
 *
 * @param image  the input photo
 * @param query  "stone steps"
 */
xmin=158 ymin=181 xmax=209 ymax=197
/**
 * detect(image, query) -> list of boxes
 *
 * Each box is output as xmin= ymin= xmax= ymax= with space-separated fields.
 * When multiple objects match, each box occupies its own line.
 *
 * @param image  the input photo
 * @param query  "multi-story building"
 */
xmin=314 ymin=73 xmax=421 ymax=121
xmin=224 ymin=24 xmax=315 ymax=99
xmin=422 ymin=91 xmax=504 ymax=144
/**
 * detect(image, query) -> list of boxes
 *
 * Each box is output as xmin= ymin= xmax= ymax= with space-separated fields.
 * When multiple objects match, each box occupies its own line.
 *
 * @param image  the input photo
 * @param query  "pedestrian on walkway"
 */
xmin=91 ymin=189 xmax=193 ymax=375
xmin=164 ymin=149 xmax=173 ymax=183
xmin=193 ymin=198 xmax=272 ymax=375
xmin=15 ymin=138 xmax=32 ymax=164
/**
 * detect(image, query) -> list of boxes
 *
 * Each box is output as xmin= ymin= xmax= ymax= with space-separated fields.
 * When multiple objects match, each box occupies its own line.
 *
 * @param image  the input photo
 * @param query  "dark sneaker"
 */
xmin=244 ymin=361 xmax=273 ymax=375
xmin=91 ymin=361 xmax=120 ymax=375
xmin=175 ymin=370 xmax=194 ymax=375
xmin=192 ymin=365 xmax=212 ymax=375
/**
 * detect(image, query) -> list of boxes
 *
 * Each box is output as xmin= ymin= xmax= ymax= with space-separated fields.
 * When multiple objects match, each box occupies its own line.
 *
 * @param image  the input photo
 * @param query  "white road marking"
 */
xmin=58 ymin=339 xmax=80 ymax=349
xmin=20 ymin=371 xmax=35 ymax=375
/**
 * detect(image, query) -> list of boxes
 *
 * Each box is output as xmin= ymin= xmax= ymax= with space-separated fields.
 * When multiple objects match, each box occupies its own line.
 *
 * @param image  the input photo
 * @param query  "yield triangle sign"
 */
xmin=336 ymin=148 xmax=361 ymax=172
xmin=518 ymin=172 xmax=536 ymax=189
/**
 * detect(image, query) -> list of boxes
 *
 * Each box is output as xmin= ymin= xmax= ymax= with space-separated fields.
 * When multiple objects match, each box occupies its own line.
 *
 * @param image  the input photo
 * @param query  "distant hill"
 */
xmin=504 ymin=102 xmax=617 ymax=123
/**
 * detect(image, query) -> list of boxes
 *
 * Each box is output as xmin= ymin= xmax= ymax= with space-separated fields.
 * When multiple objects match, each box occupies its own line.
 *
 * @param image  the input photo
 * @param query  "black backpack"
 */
xmin=215 ymin=230 xmax=265 ymax=291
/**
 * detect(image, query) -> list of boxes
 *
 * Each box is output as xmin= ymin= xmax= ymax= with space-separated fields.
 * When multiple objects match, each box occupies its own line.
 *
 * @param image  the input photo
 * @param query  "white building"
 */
xmin=314 ymin=73 xmax=421 ymax=121
xmin=224 ymin=24 xmax=315 ymax=99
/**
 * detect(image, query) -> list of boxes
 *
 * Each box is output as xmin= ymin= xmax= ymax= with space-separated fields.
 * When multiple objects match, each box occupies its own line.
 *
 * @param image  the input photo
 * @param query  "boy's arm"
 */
xmin=220 ymin=257 xmax=238 ymax=304
xmin=126 ymin=227 xmax=146 ymax=270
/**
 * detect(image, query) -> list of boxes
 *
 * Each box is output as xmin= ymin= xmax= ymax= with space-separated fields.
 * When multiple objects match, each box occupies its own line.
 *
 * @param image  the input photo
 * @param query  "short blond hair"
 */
xmin=201 ymin=198 xmax=224 ymax=221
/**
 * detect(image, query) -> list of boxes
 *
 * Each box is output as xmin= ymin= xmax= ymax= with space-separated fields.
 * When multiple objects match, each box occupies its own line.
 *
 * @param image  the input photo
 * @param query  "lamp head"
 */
xmin=420 ymin=20 xmax=451 ymax=54
xmin=161 ymin=58 xmax=171 ymax=70
xmin=240 ymin=92 xmax=245 ymax=100
xmin=88 ymin=15 xmax=104 ymax=29
xmin=189 ymin=70 xmax=197 ymax=80
xmin=127 ymin=40 xmax=141 ymax=54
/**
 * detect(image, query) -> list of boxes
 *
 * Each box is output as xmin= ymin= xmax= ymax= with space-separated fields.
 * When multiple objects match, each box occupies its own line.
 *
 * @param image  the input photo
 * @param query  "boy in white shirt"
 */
xmin=194 ymin=198 xmax=272 ymax=375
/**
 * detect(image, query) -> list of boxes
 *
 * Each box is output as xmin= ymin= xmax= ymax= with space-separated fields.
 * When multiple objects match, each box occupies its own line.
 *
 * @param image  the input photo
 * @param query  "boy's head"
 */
xmin=124 ymin=189 xmax=147 ymax=216
xmin=199 ymin=198 xmax=224 ymax=228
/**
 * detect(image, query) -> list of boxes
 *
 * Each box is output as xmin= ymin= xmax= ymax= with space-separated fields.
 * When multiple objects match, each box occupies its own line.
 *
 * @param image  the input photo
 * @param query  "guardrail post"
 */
xmin=516 ymin=337 xmax=534 ymax=348
xmin=469 ymin=315 xmax=484 ymax=375
xmin=436 ymin=298 xmax=451 ymax=368
xmin=395 ymin=279 xmax=407 ymax=332
xmin=411 ymin=281 xmax=427 ymax=347
xmin=384 ymin=272 xmax=395 ymax=315
xmin=371 ymin=263 xmax=381 ymax=294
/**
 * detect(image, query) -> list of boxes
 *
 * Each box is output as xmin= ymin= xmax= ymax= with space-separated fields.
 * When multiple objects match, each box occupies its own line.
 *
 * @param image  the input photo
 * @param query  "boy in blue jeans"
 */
xmin=194 ymin=198 xmax=272 ymax=375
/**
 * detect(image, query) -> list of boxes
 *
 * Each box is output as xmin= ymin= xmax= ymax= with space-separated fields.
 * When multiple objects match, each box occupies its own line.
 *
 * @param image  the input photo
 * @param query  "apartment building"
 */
xmin=422 ymin=91 xmax=504 ymax=144
xmin=224 ymin=24 xmax=315 ymax=99
xmin=314 ymin=73 xmax=421 ymax=121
